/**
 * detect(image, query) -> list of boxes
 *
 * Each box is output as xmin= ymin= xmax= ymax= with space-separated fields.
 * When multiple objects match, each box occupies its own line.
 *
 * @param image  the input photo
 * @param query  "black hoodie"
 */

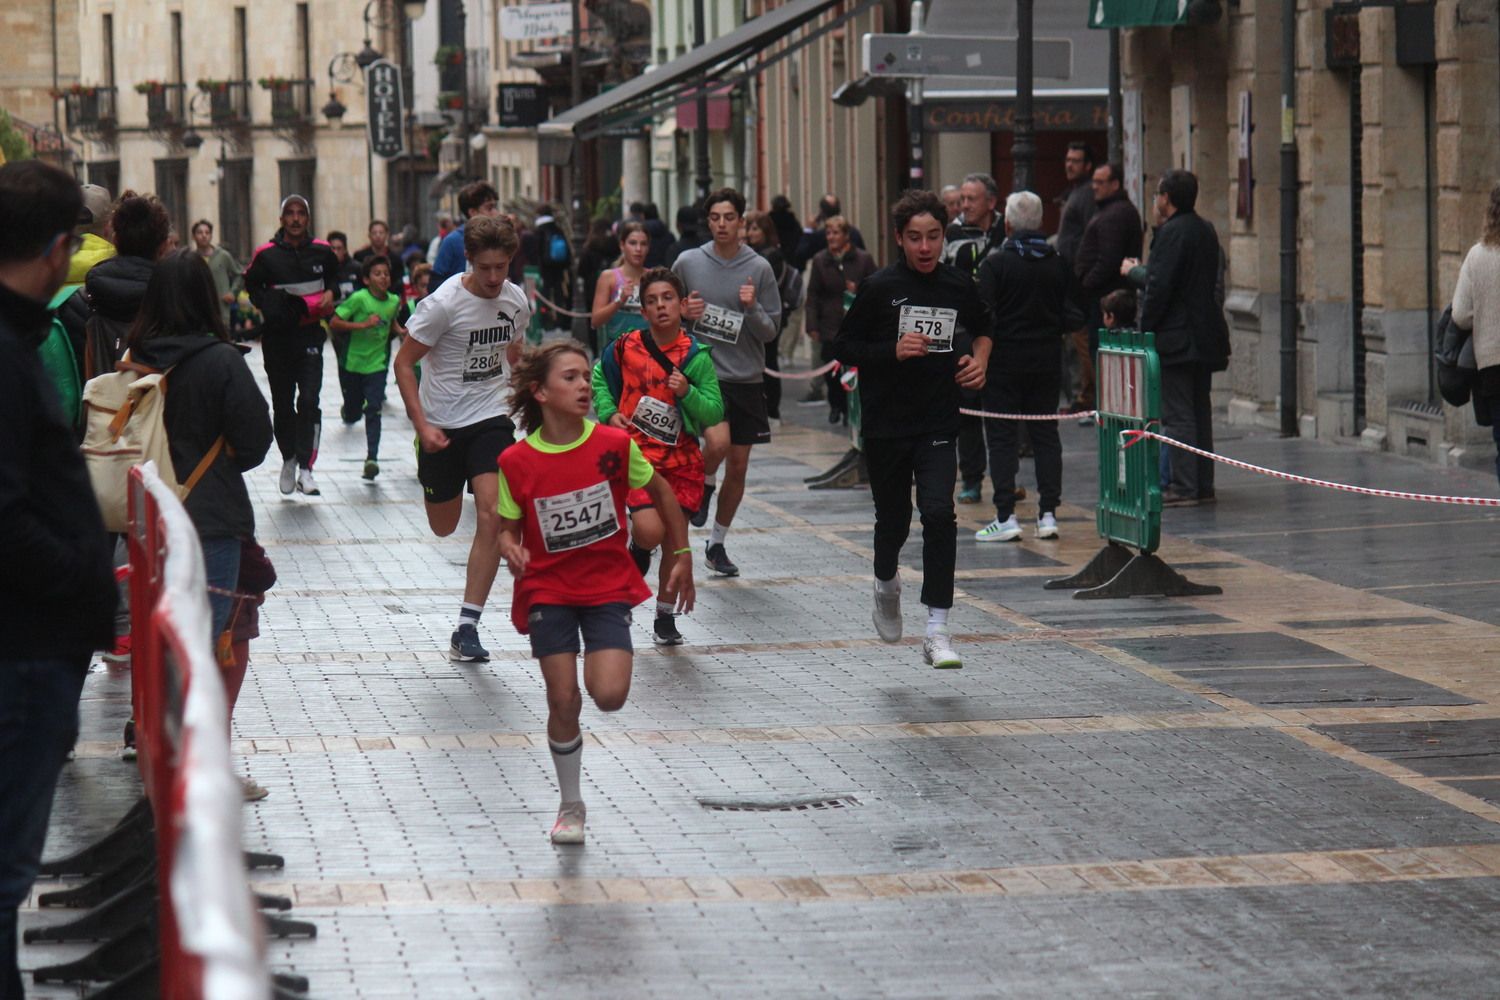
xmin=83 ymin=253 xmax=155 ymax=374
xmin=976 ymin=230 xmax=1083 ymax=371
xmin=129 ymin=334 xmax=274 ymax=539
xmin=0 ymin=281 xmax=116 ymax=657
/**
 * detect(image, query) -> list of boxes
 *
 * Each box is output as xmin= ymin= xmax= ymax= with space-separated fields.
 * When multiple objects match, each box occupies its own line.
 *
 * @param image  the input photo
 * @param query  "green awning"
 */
xmin=1088 ymin=0 xmax=1189 ymax=28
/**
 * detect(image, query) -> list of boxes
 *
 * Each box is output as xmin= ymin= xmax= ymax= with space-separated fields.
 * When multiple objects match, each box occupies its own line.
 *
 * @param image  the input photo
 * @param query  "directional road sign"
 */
xmin=862 ymin=34 xmax=1072 ymax=79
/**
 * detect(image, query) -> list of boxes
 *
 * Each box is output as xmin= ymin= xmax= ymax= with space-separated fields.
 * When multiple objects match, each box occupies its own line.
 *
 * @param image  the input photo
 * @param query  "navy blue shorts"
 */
xmin=527 ymin=602 xmax=634 ymax=658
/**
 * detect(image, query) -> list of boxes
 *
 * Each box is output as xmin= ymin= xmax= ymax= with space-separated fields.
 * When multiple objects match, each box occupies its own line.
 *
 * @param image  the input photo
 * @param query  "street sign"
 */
xmin=497 ymin=84 xmax=557 ymax=128
xmin=500 ymin=3 xmax=572 ymax=41
xmin=364 ymin=60 xmax=404 ymax=159
xmin=862 ymin=34 xmax=1072 ymax=79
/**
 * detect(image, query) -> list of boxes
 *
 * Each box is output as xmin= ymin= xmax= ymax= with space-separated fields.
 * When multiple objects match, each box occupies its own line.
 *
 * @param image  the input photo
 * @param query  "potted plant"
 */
xmin=434 ymin=45 xmax=464 ymax=68
xmin=438 ymin=91 xmax=464 ymax=111
xmin=196 ymin=78 xmax=232 ymax=93
xmin=134 ymin=80 xmax=168 ymax=95
xmin=257 ymin=76 xmax=297 ymax=91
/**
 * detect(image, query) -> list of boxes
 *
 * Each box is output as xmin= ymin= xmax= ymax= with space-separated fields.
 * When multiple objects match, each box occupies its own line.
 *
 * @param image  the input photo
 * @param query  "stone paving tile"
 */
xmin=224 ymin=639 xmax=1212 ymax=739
xmin=244 ymin=879 xmax=1500 ymax=998
xmin=228 ymin=729 xmax=1500 ymax=884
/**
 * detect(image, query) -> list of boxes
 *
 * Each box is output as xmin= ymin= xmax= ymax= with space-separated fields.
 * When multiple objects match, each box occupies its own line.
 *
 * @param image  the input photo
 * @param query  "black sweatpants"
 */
xmin=262 ymin=330 xmax=324 ymax=468
xmin=983 ymin=365 xmax=1063 ymax=519
xmin=865 ymin=432 xmax=958 ymax=610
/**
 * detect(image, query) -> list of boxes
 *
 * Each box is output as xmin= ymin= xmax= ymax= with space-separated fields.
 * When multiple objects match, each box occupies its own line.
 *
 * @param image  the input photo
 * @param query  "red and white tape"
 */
xmin=1121 ymin=428 xmax=1500 ymax=507
xmin=764 ymin=361 xmax=841 ymax=380
xmin=961 ymin=407 xmax=1100 ymax=421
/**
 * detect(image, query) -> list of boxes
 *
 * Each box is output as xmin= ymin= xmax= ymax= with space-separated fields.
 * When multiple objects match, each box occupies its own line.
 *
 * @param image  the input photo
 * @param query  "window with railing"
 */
xmin=261 ymin=78 xmax=315 ymax=124
xmin=200 ymin=81 xmax=252 ymax=126
xmin=143 ymin=83 xmax=187 ymax=127
xmin=63 ymin=85 xmax=118 ymax=131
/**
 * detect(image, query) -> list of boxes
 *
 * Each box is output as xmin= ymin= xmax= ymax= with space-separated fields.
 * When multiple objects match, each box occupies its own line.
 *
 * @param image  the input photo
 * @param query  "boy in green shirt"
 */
xmin=331 ymin=256 xmax=403 ymax=480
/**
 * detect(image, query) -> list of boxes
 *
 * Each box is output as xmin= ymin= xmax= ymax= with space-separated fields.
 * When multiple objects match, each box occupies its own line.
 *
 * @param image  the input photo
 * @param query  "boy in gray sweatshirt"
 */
xmin=672 ymin=187 xmax=782 ymax=577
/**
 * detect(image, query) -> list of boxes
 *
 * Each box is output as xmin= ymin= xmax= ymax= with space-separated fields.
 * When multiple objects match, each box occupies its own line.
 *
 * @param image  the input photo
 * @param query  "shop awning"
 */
xmin=1087 ymin=0 xmax=1191 ymax=29
xmin=539 ymin=0 xmax=878 ymax=157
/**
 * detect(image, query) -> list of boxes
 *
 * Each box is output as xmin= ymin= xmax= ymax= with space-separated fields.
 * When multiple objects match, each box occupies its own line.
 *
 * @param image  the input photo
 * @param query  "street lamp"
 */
xmin=355 ymin=0 xmax=428 ymax=231
xmin=181 ymin=89 xmax=209 ymax=150
xmin=358 ymin=0 xmax=429 ymax=68
xmin=325 ymin=51 xmax=375 ymax=221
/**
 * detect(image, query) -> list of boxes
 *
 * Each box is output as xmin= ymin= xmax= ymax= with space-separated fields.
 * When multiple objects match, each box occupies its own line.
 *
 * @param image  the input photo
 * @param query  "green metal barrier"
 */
xmin=523 ymin=266 xmax=545 ymax=345
xmin=1046 ymin=327 xmax=1220 ymax=599
xmin=1094 ymin=328 xmax=1162 ymax=553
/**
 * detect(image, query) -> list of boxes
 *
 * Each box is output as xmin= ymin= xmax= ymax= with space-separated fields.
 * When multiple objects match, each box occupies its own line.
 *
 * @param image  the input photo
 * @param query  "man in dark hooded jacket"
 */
xmin=0 ymin=161 xmax=117 ymax=999
xmin=972 ymin=191 xmax=1080 ymax=543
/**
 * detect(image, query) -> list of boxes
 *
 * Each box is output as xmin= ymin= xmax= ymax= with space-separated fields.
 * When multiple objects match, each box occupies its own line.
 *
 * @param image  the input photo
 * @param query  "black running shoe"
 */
xmin=629 ymin=543 xmax=652 ymax=577
xmin=704 ymin=542 xmax=739 ymax=577
xmin=449 ymin=623 xmax=490 ymax=662
xmin=653 ymin=612 xmax=685 ymax=645
xmin=690 ymin=484 xmax=715 ymax=528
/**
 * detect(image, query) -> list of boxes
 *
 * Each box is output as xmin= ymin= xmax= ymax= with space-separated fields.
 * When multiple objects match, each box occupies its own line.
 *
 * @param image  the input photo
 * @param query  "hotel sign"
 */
xmin=365 ymin=60 xmax=405 ymax=159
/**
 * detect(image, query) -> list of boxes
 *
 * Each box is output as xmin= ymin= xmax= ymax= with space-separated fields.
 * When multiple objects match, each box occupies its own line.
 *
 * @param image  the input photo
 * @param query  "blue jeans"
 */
xmin=200 ymin=536 xmax=242 ymax=640
xmin=339 ymin=368 xmax=389 ymax=461
xmin=0 ymin=655 xmax=89 ymax=999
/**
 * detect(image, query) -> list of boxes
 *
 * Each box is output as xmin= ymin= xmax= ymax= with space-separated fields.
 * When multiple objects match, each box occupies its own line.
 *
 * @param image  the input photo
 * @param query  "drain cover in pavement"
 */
xmin=700 ymin=796 xmax=861 ymax=812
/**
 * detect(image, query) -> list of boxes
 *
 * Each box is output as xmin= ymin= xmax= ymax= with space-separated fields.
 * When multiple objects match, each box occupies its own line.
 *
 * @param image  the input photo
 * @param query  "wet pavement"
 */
xmin=21 ymin=348 xmax=1500 ymax=997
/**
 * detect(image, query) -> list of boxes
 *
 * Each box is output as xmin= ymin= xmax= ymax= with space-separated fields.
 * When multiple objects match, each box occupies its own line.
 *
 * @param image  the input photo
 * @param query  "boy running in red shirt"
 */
xmin=592 ymin=267 xmax=723 ymax=646
xmin=497 ymin=342 xmax=695 ymax=845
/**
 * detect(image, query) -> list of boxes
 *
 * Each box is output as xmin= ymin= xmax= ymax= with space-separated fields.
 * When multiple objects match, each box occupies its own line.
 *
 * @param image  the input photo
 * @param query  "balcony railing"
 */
xmin=64 ymin=86 xmax=118 ymax=132
xmin=268 ymin=80 xmax=315 ymax=125
xmin=206 ymin=81 xmax=252 ymax=126
xmin=145 ymin=83 xmax=187 ymax=127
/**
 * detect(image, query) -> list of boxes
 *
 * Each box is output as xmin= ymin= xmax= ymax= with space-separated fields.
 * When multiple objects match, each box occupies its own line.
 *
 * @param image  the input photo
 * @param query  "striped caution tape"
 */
xmin=961 ymin=408 xmax=1100 ymax=421
xmin=1120 ymin=428 xmax=1500 ymax=507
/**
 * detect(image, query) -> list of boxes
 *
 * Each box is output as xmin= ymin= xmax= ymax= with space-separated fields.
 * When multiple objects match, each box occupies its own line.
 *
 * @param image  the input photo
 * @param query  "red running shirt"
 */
xmin=497 ymin=421 xmax=654 ymax=634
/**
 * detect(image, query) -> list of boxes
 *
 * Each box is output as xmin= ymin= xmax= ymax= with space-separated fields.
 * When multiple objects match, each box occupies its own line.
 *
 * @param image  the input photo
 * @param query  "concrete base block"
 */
xmin=1360 ymin=426 xmax=1389 ymax=451
xmin=1227 ymin=397 xmax=1277 ymax=428
xmin=1299 ymin=413 xmax=1317 ymax=439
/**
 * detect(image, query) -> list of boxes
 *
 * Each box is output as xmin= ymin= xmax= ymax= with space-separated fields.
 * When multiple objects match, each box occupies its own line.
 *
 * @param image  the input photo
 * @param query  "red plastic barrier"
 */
xmin=126 ymin=463 xmax=269 ymax=1000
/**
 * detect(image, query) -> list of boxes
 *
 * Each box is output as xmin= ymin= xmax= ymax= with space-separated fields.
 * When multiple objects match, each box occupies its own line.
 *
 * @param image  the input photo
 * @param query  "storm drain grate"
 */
xmin=699 ymin=796 xmax=861 ymax=813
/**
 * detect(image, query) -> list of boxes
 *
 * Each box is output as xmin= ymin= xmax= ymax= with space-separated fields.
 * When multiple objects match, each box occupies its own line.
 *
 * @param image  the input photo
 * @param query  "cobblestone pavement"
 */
xmin=22 ymin=348 xmax=1500 ymax=996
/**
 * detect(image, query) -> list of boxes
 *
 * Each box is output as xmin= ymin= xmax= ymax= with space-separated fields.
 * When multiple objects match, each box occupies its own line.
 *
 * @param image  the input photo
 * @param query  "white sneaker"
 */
xmin=278 ymin=457 xmax=297 ymax=495
xmin=872 ymin=577 xmax=902 ymax=643
xmin=295 ymin=468 xmax=320 ymax=496
xmin=922 ymin=627 xmax=963 ymax=669
xmin=550 ymin=801 xmax=586 ymax=845
xmin=975 ymin=515 xmax=1022 ymax=542
xmin=1036 ymin=512 xmax=1059 ymax=539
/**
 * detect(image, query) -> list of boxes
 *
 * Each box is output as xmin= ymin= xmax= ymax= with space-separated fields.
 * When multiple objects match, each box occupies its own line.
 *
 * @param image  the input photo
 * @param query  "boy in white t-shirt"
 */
xmin=394 ymin=214 xmax=532 ymax=662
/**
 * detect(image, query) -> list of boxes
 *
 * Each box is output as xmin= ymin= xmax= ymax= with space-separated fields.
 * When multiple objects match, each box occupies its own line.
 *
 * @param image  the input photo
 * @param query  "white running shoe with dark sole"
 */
xmin=872 ymin=578 xmax=902 ymax=643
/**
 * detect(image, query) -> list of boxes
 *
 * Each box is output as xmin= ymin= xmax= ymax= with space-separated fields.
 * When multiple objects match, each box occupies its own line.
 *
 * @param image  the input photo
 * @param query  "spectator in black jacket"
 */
xmin=244 ymin=194 xmax=338 ymax=497
xmin=974 ymin=191 xmax=1080 ymax=543
xmin=642 ymin=202 xmax=672 ymax=267
xmin=1132 ymin=169 xmax=1229 ymax=506
xmin=805 ymin=215 xmax=876 ymax=418
xmin=1073 ymin=162 xmax=1142 ymax=336
xmin=0 ymin=161 xmax=118 ymax=999
xmin=83 ymin=192 xmax=172 ymax=377
xmin=125 ymin=249 xmax=274 ymax=634
xmin=533 ymin=205 xmax=572 ymax=332
xmin=664 ymin=204 xmax=702 ymax=267
xmin=769 ymin=195 xmax=801 ymax=262
xmin=794 ymin=194 xmax=866 ymax=268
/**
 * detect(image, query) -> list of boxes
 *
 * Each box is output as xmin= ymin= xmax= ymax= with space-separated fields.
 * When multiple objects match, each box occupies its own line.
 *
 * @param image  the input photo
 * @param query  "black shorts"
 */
xmin=416 ymin=415 xmax=516 ymax=504
xmin=720 ymin=381 xmax=772 ymax=446
xmin=527 ymin=602 xmax=635 ymax=658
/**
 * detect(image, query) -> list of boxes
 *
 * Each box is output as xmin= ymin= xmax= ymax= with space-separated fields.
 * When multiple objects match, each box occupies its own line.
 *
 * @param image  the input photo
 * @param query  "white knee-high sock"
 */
xmin=549 ymin=735 xmax=584 ymax=803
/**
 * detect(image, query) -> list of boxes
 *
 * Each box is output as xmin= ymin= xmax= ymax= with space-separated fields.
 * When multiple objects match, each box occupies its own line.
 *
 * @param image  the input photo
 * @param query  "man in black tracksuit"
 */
xmin=244 ymin=194 xmax=339 ymax=496
xmin=834 ymin=189 xmax=990 ymax=671
xmin=974 ymin=191 xmax=1082 ymax=543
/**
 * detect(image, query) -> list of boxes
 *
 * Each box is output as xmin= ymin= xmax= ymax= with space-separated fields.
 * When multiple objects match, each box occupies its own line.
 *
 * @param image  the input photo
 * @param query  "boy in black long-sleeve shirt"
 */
xmin=833 ymin=190 xmax=990 ymax=670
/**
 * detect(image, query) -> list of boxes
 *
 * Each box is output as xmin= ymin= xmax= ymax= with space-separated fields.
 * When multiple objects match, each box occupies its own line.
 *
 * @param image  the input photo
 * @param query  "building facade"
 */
xmin=1117 ymin=0 xmax=1500 ymax=467
xmin=57 ymin=0 xmax=437 ymax=261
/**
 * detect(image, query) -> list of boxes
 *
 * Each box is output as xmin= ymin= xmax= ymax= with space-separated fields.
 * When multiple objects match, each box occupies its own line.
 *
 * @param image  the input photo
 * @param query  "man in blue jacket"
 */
xmin=0 ymin=161 xmax=118 ymax=998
